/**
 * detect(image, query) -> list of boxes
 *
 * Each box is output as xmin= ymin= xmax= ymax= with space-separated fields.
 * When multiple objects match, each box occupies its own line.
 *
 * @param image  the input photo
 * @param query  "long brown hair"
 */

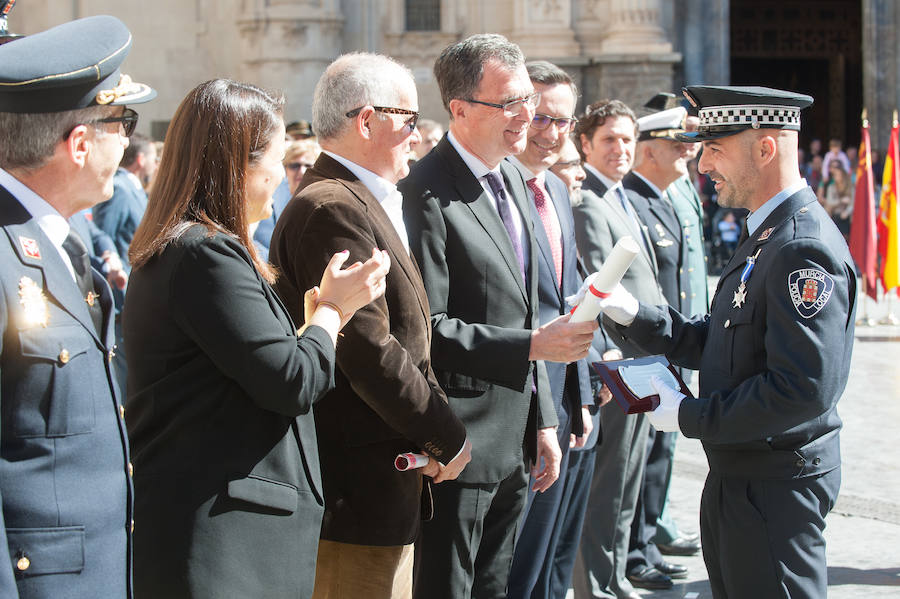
xmin=129 ymin=79 xmax=283 ymax=282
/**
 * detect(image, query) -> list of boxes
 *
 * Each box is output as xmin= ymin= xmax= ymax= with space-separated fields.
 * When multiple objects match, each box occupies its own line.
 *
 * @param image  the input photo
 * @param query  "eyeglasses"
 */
xmin=285 ymin=161 xmax=315 ymax=172
xmin=464 ymin=92 xmax=541 ymax=117
xmin=553 ymin=158 xmax=582 ymax=169
xmin=346 ymin=106 xmax=419 ymax=134
xmin=532 ymin=113 xmax=577 ymax=133
xmin=91 ymin=108 xmax=139 ymax=137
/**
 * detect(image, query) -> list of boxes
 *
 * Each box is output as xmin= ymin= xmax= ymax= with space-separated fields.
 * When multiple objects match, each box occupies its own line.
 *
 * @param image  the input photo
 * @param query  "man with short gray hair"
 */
xmin=0 ymin=15 xmax=154 ymax=598
xmin=270 ymin=52 xmax=470 ymax=599
xmin=401 ymin=36 xmax=596 ymax=599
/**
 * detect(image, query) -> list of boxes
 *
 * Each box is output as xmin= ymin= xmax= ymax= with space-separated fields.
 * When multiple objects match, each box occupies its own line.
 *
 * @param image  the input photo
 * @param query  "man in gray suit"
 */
xmin=571 ymin=100 xmax=666 ymax=599
xmin=656 ymin=113 xmax=708 ymax=555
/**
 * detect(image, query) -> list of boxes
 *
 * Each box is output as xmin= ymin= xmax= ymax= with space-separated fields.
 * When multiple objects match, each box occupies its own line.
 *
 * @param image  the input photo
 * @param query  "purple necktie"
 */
xmin=485 ymin=172 xmax=526 ymax=285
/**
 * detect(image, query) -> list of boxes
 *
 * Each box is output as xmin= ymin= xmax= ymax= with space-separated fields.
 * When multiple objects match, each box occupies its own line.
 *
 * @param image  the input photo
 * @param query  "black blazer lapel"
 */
xmin=582 ymin=169 xmax=609 ymax=198
xmin=435 ymin=139 xmax=528 ymax=301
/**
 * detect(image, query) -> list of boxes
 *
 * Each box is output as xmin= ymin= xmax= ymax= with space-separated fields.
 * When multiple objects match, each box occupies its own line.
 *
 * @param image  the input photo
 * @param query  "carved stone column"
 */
xmin=601 ymin=0 xmax=673 ymax=55
xmin=575 ymin=0 xmax=681 ymax=112
xmin=506 ymin=0 xmax=581 ymax=59
xmin=863 ymin=0 xmax=900 ymax=151
xmin=237 ymin=0 xmax=344 ymax=121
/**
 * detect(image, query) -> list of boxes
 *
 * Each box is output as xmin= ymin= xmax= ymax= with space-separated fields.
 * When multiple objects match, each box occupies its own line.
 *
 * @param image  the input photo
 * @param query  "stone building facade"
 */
xmin=9 ymin=0 xmax=900 ymax=149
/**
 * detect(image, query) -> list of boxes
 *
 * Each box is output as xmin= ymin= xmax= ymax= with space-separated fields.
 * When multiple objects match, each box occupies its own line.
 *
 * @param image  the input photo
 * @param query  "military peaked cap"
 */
xmin=637 ymin=106 xmax=687 ymax=142
xmin=676 ymin=85 xmax=813 ymax=142
xmin=0 ymin=15 xmax=155 ymax=113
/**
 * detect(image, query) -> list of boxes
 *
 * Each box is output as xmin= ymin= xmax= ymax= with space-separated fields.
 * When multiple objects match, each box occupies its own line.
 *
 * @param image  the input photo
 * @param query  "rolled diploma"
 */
xmin=394 ymin=452 xmax=430 ymax=471
xmin=569 ymin=236 xmax=640 ymax=323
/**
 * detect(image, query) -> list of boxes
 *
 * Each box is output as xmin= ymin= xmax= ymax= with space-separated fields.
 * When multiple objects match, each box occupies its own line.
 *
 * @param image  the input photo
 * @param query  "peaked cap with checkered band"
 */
xmin=675 ymin=85 xmax=813 ymax=142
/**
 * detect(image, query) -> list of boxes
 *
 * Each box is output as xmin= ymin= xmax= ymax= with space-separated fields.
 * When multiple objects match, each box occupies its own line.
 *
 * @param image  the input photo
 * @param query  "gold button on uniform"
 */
xmin=680 ymin=291 xmax=686 ymax=299
xmin=58 ymin=349 xmax=70 ymax=364
xmin=16 ymin=556 xmax=30 ymax=571
xmin=130 ymin=520 xmax=135 ymax=533
xmin=108 ymin=349 xmax=115 ymax=363
xmin=128 ymin=462 xmax=134 ymax=477
xmin=119 ymin=405 xmax=126 ymax=419
xmin=724 ymin=319 xmax=731 ymax=328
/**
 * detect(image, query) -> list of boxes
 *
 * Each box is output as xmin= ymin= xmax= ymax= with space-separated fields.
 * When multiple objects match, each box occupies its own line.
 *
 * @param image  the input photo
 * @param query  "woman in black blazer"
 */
xmin=124 ymin=79 xmax=389 ymax=598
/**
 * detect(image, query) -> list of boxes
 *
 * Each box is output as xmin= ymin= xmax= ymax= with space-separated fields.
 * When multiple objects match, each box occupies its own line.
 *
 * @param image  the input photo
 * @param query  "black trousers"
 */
xmin=626 ymin=428 xmax=676 ymax=574
xmin=701 ymin=467 xmax=840 ymax=599
xmin=413 ymin=463 xmax=529 ymax=599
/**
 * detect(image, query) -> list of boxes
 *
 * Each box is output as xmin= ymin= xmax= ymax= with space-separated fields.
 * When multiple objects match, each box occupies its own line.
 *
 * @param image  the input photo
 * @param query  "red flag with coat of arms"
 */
xmin=848 ymin=112 xmax=878 ymax=300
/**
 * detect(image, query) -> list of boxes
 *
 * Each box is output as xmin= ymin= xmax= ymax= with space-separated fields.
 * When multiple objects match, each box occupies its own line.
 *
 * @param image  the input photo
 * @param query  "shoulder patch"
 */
xmin=788 ymin=268 xmax=834 ymax=318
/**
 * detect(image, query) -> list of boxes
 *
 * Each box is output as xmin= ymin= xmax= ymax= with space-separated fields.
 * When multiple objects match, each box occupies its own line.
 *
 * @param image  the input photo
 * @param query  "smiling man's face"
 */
xmin=517 ymin=81 xmax=576 ymax=173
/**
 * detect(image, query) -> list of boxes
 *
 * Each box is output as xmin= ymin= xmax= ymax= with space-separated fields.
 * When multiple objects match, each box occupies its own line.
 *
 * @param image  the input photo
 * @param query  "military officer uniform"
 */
xmin=610 ymin=86 xmax=857 ymax=599
xmin=0 ymin=16 xmax=155 ymax=598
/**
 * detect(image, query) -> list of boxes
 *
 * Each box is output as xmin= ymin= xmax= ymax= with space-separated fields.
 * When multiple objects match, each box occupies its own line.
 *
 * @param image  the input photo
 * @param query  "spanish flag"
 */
xmin=878 ymin=113 xmax=900 ymax=295
xmin=849 ymin=111 xmax=878 ymax=300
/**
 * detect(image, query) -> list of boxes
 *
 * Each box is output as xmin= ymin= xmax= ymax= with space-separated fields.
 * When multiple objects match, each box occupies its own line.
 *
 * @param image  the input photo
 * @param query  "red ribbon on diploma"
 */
xmin=570 ymin=284 xmax=610 ymax=314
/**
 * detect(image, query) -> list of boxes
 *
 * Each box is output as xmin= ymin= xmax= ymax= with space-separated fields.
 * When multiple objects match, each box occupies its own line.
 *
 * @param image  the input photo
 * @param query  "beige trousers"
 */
xmin=311 ymin=539 xmax=414 ymax=599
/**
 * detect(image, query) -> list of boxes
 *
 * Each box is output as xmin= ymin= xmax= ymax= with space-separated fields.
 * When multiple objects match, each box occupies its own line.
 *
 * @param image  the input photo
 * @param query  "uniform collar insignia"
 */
xmin=756 ymin=227 xmax=775 ymax=241
xmin=18 ymin=236 xmax=41 ymax=259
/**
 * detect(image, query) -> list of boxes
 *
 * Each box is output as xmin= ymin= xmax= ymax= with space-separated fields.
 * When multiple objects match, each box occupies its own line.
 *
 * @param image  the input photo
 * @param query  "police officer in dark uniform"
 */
xmin=0 ymin=16 xmax=154 ymax=597
xmin=595 ymin=86 xmax=856 ymax=599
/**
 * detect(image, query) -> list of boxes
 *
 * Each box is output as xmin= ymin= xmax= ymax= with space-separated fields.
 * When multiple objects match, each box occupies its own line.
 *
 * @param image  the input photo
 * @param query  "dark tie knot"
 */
xmin=63 ymin=230 xmax=89 ymax=276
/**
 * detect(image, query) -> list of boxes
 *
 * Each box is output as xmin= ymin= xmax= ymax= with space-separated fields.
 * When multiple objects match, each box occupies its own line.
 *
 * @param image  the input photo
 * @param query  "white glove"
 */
xmin=598 ymin=283 xmax=639 ymax=326
xmin=646 ymin=375 xmax=685 ymax=432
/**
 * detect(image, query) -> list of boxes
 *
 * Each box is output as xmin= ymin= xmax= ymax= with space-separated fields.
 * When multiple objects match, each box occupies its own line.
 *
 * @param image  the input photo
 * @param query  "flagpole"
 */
xmin=852 ymin=108 xmax=878 ymax=326
xmin=857 ymin=277 xmax=875 ymax=326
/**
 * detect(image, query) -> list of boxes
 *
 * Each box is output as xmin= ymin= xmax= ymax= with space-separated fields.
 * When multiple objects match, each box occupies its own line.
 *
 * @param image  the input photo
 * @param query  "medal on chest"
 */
xmin=732 ymin=248 xmax=761 ymax=309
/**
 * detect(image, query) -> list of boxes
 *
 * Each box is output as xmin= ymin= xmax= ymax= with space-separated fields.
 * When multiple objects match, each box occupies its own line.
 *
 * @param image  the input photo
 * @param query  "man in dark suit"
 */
xmin=620 ymin=107 xmax=695 ymax=590
xmin=599 ymin=85 xmax=856 ymax=599
xmin=570 ymin=100 xmax=667 ymax=599
xmin=270 ymin=53 xmax=470 ymax=599
xmin=0 ymin=15 xmax=154 ymax=597
xmin=505 ymin=60 xmax=611 ymax=599
xmin=400 ymin=35 xmax=597 ymax=599
xmin=92 ymin=132 xmax=154 ymax=392
xmin=69 ymin=211 xmax=128 ymax=293
xmin=92 ymin=132 xmax=154 ymax=268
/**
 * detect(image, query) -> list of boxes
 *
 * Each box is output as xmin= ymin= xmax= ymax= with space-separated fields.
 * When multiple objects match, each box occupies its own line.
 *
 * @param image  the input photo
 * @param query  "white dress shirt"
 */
xmin=323 ymin=150 xmax=410 ymax=253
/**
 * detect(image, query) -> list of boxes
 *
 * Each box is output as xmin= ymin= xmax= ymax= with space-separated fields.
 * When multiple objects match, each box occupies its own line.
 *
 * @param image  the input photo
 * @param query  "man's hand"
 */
xmin=423 ymin=438 xmax=472 ymax=484
xmin=646 ymin=375 xmax=685 ymax=432
xmin=101 ymin=251 xmax=128 ymax=290
xmin=570 ymin=405 xmax=594 ymax=448
xmin=529 ymin=314 xmax=598 ymax=363
xmin=532 ymin=427 xmax=561 ymax=492
xmin=595 ymin=349 xmax=622 ymax=407
xmin=598 ymin=283 xmax=639 ymax=326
